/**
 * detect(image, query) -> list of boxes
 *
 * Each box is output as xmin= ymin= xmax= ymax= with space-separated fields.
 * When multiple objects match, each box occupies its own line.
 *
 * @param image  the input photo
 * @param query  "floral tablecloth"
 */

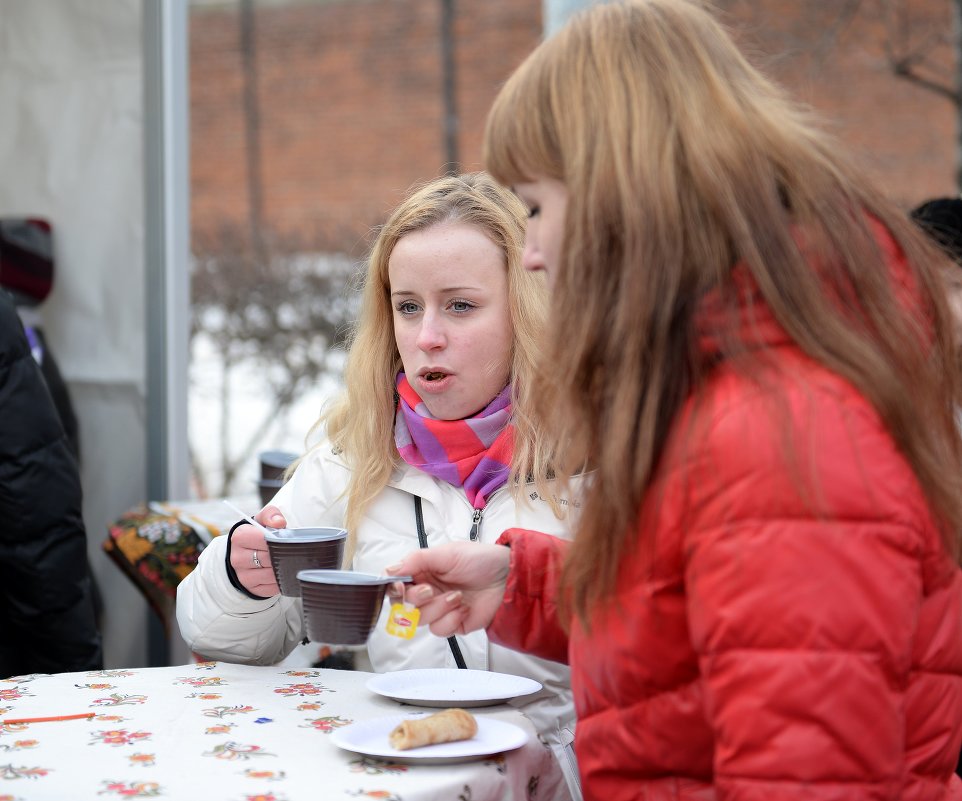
xmin=0 ymin=662 xmax=566 ymax=801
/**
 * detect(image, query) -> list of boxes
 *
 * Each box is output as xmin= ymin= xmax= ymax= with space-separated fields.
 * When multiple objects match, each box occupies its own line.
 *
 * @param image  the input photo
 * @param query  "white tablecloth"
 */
xmin=0 ymin=662 xmax=566 ymax=800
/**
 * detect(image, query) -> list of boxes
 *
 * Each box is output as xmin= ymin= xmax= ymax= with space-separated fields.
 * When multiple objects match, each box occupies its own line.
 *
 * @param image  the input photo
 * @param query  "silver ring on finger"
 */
xmin=251 ymin=550 xmax=262 ymax=569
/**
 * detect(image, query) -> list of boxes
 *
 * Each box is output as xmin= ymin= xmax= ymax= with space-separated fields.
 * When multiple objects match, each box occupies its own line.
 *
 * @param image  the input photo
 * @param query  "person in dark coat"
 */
xmin=0 ymin=288 xmax=102 ymax=676
xmin=912 ymin=197 xmax=962 ymax=344
xmin=910 ymin=196 xmax=962 ymax=780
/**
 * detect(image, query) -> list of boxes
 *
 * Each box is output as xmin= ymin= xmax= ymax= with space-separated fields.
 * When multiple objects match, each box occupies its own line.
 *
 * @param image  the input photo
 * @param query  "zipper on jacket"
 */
xmin=469 ymin=508 xmax=483 ymax=542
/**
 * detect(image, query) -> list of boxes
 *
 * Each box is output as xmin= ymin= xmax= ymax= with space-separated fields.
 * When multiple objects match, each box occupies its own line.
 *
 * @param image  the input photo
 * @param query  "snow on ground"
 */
xmin=188 ymin=335 xmax=345 ymax=499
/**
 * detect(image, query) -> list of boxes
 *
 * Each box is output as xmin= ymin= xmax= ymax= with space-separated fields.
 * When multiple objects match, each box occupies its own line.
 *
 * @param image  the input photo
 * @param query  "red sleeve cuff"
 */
xmin=489 ymin=528 xmax=570 ymax=664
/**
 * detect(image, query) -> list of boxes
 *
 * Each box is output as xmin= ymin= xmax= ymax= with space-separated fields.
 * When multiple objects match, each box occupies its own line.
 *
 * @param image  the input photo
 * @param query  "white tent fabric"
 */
xmin=0 ymin=0 xmax=189 ymax=668
xmin=0 ymin=0 xmax=144 ymax=385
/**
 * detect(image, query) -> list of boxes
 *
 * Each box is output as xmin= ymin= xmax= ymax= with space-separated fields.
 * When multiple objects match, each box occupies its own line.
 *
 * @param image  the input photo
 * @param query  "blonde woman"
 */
xmin=388 ymin=2 xmax=962 ymax=800
xmin=177 ymin=172 xmax=581 ymax=801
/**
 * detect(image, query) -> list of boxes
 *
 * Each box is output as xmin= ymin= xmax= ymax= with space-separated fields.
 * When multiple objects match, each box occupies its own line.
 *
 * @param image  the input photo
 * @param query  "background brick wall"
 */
xmin=721 ymin=0 xmax=956 ymax=207
xmin=189 ymin=0 xmax=958 ymax=257
xmin=190 ymin=0 xmax=542 ymax=256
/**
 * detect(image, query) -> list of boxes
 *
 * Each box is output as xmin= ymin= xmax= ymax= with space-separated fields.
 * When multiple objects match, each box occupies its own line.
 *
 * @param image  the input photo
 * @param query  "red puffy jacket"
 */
xmin=490 ymin=243 xmax=962 ymax=800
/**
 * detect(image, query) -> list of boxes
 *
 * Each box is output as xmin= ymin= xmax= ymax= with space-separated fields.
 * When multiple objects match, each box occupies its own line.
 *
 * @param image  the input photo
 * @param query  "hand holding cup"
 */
xmin=230 ymin=505 xmax=287 ymax=597
xmin=385 ymin=542 xmax=511 ymax=637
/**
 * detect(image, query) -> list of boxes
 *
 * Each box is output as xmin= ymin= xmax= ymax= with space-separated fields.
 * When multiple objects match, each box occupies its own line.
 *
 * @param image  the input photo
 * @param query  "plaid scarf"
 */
xmin=394 ymin=373 xmax=514 ymax=510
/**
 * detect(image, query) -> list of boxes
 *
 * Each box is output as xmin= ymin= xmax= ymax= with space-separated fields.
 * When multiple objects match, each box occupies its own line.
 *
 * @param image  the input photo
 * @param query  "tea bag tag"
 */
xmin=386 ymin=602 xmax=420 ymax=639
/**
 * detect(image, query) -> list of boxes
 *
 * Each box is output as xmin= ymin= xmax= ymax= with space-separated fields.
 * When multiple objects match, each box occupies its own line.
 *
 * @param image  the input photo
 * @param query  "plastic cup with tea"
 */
xmin=298 ymin=569 xmax=411 ymax=645
xmin=263 ymin=527 xmax=348 ymax=596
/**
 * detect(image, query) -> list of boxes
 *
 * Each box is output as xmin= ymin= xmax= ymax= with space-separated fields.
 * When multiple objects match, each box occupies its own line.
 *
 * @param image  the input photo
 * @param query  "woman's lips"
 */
xmin=416 ymin=372 xmax=452 ymax=394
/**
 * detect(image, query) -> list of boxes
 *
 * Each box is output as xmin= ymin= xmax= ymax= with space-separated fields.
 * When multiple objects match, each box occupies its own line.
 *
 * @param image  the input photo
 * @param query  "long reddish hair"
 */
xmin=484 ymin=0 xmax=962 ymax=626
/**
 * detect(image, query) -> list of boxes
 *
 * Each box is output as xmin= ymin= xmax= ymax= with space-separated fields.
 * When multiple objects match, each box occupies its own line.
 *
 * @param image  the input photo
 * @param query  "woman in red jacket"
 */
xmin=388 ymin=1 xmax=962 ymax=799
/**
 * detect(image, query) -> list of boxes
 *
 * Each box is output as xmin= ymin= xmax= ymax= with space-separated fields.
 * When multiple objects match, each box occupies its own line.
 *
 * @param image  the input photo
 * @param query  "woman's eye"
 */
xmin=527 ymin=205 xmax=540 ymax=219
xmin=396 ymin=301 xmax=420 ymax=315
xmin=450 ymin=300 xmax=474 ymax=313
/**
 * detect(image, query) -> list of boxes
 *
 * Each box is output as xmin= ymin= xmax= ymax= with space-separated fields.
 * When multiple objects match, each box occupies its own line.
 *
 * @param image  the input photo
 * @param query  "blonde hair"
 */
xmin=306 ymin=172 xmax=556 ymax=554
xmin=484 ymin=0 xmax=962 ymax=624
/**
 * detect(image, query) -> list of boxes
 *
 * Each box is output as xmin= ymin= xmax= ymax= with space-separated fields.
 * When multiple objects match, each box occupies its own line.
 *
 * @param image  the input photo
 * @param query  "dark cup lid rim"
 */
xmin=297 ymin=569 xmax=411 ymax=585
xmin=265 ymin=527 xmax=347 ymax=543
xmin=259 ymin=449 xmax=299 ymax=466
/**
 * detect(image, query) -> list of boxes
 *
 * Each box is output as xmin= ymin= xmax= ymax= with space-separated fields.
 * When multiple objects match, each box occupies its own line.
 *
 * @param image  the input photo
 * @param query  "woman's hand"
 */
xmin=385 ymin=542 xmax=511 ymax=637
xmin=229 ymin=505 xmax=287 ymax=597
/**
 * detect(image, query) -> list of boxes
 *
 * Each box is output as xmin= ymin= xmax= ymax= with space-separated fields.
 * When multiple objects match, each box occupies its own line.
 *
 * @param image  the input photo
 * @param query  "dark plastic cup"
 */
xmin=257 ymin=478 xmax=285 ymax=507
xmin=259 ymin=450 xmax=298 ymax=481
xmin=298 ymin=570 xmax=411 ymax=645
xmin=263 ymin=527 xmax=348 ymax=596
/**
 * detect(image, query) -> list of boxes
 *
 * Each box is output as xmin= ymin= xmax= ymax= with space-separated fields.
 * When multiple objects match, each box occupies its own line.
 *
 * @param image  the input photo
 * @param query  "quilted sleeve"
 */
xmin=176 ymin=447 xmax=349 ymax=664
xmin=176 ymin=534 xmax=305 ymax=664
xmin=0 ymin=292 xmax=102 ymax=673
xmin=487 ymin=528 xmax=570 ymax=665
xmin=683 ymin=376 xmax=931 ymax=799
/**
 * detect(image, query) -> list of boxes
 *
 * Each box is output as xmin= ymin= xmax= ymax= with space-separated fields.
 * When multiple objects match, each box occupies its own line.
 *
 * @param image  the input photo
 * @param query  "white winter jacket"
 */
xmin=176 ymin=438 xmax=582 ymax=798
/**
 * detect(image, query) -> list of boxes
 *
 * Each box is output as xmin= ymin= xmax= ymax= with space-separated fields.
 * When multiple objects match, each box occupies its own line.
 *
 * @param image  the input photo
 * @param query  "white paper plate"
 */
xmin=330 ymin=712 xmax=529 ymax=765
xmin=367 ymin=668 xmax=542 ymax=708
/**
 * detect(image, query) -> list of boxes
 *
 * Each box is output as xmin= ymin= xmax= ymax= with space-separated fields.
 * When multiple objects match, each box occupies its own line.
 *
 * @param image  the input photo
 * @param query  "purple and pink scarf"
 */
xmin=394 ymin=373 xmax=514 ymax=509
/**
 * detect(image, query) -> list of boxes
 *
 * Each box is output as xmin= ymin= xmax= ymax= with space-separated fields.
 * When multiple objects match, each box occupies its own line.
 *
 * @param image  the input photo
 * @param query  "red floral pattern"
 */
xmin=301 ymin=715 xmax=351 ymax=733
xmin=91 ymin=693 xmax=147 ymax=707
xmin=99 ymin=780 xmax=162 ymax=797
xmin=89 ymin=729 xmax=152 ymax=747
xmin=272 ymin=683 xmax=332 ymax=698
xmin=202 ymin=742 xmax=274 ymax=761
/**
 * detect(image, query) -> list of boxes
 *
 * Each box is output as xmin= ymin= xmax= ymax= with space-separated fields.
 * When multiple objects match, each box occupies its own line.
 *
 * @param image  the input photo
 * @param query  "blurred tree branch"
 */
xmin=190 ymin=224 xmax=358 ymax=495
xmin=719 ymin=0 xmax=960 ymax=189
xmin=878 ymin=0 xmax=959 ymax=104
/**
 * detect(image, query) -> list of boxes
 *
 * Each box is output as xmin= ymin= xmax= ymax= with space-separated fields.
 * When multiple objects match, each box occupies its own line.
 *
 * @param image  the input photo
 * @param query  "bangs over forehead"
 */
xmin=483 ymin=37 xmax=564 ymax=188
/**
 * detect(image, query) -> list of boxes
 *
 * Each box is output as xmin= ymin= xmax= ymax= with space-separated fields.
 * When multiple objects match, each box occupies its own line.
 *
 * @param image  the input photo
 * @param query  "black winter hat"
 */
xmin=0 ymin=217 xmax=54 ymax=306
xmin=911 ymin=197 xmax=962 ymax=266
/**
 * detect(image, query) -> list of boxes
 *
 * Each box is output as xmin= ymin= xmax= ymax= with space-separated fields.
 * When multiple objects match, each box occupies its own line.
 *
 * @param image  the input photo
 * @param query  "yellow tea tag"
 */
xmin=385 ymin=603 xmax=420 ymax=639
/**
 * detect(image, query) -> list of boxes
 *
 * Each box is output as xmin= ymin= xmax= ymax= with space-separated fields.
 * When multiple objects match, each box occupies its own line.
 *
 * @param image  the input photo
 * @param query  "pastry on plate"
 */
xmin=388 ymin=708 xmax=478 ymax=750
